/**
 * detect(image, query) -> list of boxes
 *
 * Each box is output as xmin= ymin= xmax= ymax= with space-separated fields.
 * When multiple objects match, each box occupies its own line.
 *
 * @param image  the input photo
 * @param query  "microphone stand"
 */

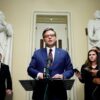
xmin=43 ymin=58 xmax=51 ymax=79
xmin=43 ymin=58 xmax=51 ymax=100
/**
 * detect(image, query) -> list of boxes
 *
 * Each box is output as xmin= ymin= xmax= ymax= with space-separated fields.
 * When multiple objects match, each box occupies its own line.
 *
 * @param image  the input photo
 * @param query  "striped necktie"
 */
xmin=48 ymin=49 xmax=53 ymax=66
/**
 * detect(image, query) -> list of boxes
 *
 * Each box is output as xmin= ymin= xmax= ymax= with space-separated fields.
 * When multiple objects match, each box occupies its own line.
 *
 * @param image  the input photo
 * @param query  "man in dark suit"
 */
xmin=27 ymin=28 xmax=74 ymax=100
xmin=0 ymin=53 xmax=12 ymax=100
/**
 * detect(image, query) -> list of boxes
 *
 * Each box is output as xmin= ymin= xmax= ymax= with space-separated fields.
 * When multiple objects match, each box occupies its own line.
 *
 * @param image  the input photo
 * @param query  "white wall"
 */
xmin=0 ymin=0 xmax=100 ymax=100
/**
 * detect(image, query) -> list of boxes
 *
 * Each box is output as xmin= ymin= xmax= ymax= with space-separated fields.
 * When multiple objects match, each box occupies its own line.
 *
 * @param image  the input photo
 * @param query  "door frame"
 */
xmin=28 ymin=11 xmax=76 ymax=100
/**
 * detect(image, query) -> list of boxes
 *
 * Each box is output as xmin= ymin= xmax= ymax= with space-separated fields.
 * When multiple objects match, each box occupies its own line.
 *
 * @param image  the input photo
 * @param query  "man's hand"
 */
xmin=37 ymin=73 xmax=44 ymax=79
xmin=52 ymin=74 xmax=63 ymax=79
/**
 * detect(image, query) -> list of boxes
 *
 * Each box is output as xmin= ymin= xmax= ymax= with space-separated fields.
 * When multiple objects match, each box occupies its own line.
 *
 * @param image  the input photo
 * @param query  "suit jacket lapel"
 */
xmin=41 ymin=48 xmax=48 ymax=66
xmin=52 ymin=48 xmax=59 ymax=66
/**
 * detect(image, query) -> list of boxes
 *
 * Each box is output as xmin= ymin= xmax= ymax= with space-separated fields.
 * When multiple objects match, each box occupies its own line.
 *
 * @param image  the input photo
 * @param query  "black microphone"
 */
xmin=43 ymin=58 xmax=51 ymax=79
xmin=47 ymin=57 xmax=52 ymax=67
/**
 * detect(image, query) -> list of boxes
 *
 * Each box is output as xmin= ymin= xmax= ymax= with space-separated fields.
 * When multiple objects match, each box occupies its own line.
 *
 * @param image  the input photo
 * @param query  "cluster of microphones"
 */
xmin=43 ymin=58 xmax=52 ymax=79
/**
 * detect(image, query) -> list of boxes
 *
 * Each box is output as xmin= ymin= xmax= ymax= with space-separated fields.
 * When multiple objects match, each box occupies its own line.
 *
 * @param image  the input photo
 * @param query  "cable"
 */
xmin=43 ymin=83 xmax=49 ymax=100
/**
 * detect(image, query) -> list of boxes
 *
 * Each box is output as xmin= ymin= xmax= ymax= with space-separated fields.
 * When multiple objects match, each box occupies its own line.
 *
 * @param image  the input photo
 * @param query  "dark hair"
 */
xmin=42 ymin=28 xmax=56 ymax=38
xmin=85 ymin=49 xmax=98 ymax=66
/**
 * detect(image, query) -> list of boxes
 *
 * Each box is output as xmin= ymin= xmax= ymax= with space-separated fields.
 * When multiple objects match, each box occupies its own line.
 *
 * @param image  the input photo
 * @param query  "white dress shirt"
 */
xmin=46 ymin=46 xmax=55 ymax=61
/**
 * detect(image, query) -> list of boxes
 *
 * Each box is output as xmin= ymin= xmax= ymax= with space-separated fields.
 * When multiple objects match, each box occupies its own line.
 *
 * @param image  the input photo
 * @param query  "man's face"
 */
xmin=43 ymin=30 xmax=57 ymax=47
xmin=89 ymin=51 xmax=97 ymax=62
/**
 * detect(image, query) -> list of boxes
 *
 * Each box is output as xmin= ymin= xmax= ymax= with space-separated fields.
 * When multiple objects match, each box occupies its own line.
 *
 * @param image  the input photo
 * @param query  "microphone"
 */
xmin=47 ymin=57 xmax=52 ymax=67
xmin=43 ymin=58 xmax=51 ymax=79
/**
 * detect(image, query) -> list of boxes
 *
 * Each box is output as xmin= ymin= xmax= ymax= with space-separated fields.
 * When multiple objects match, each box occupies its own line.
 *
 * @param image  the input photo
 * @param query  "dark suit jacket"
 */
xmin=27 ymin=48 xmax=74 ymax=100
xmin=0 ymin=63 xmax=12 ymax=100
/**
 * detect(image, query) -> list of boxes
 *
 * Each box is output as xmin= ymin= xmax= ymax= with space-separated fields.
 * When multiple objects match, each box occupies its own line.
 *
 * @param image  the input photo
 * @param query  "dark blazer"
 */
xmin=79 ymin=64 xmax=97 ymax=100
xmin=0 ymin=63 xmax=12 ymax=100
xmin=27 ymin=48 xmax=74 ymax=100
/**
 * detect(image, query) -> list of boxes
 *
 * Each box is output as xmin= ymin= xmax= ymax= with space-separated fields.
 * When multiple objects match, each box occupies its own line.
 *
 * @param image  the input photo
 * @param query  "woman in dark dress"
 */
xmin=75 ymin=49 xmax=99 ymax=100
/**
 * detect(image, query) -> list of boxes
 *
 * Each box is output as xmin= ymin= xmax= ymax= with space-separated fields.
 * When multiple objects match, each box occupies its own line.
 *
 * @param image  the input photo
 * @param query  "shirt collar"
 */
xmin=46 ymin=46 xmax=55 ymax=54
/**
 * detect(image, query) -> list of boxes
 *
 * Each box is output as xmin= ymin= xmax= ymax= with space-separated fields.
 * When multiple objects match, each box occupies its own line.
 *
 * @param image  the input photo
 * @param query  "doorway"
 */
xmin=32 ymin=12 xmax=72 ymax=53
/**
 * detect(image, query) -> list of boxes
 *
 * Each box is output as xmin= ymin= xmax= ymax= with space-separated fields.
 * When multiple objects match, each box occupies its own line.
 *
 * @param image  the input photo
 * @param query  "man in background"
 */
xmin=0 ymin=53 xmax=12 ymax=100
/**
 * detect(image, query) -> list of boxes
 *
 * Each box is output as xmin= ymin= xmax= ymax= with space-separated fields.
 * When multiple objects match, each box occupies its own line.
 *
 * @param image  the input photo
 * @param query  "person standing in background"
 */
xmin=0 ymin=53 xmax=12 ymax=100
xmin=90 ymin=46 xmax=100 ymax=100
xmin=89 ymin=46 xmax=100 ymax=78
xmin=75 ymin=49 xmax=100 ymax=100
xmin=27 ymin=27 xmax=74 ymax=100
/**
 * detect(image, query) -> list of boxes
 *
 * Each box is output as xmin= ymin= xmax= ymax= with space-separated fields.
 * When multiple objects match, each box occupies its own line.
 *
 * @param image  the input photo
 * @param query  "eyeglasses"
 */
xmin=43 ymin=34 xmax=56 ymax=38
